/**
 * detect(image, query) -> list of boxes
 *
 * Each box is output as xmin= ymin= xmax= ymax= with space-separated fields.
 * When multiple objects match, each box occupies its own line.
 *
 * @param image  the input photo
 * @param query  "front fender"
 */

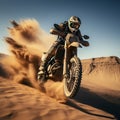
xmin=68 ymin=42 xmax=80 ymax=48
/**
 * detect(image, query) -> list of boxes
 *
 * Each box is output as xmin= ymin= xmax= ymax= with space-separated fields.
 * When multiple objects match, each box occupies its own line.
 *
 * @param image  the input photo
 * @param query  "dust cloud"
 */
xmin=1 ymin=19 xmax=67 ymax=102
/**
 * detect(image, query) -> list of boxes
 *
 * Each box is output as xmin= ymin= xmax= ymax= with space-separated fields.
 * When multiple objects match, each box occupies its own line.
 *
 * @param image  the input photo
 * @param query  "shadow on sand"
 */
xmin=66 ymin=87 xmax=120 ymax=120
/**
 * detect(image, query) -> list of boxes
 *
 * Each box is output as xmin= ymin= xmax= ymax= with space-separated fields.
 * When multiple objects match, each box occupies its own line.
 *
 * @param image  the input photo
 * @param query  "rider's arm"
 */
xmin=54 ymin=21 xmax=67 ymax=31
xmin=50 ymin=28 xmax=66 ymax=37
xmin=50 ymin=21 xmax=67 ymax=38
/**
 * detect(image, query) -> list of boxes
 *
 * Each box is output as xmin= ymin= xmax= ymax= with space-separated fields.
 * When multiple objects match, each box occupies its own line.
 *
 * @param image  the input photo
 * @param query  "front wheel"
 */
xmin=63 ymin=56 xmax=82 ymax=98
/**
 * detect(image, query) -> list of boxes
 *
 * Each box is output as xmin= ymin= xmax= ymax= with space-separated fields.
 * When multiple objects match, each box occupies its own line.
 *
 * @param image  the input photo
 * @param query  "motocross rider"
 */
xmin=38 ymin=16 xmax=89 ymax=82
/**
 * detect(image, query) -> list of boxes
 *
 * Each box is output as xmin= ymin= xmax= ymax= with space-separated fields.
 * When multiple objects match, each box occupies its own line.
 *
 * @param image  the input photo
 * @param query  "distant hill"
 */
xmin=81 ymin=56 xmax=120 ymax=90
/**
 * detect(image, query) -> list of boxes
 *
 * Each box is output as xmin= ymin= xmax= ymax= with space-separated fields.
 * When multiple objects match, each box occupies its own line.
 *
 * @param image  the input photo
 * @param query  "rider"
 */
xmin=38 ymin=16 xmax=89 ymax=82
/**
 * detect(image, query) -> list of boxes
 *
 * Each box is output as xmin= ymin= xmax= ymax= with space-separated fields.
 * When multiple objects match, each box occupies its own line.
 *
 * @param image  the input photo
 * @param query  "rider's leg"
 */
xmin=38 ymin=40 xmax=60 ymax=81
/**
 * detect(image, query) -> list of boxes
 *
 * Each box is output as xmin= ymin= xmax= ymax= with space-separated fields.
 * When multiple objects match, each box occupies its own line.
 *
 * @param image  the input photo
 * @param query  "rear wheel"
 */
xmin=63 ymin=56 xmax=82 ymax=98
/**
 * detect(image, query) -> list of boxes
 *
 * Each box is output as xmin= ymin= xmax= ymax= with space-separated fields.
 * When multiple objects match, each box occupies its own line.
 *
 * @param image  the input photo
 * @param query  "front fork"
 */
xmin=63 ymin=41 xmax=68 ymax=79
xmin=63 ymin=41 xmax=77 ymax=79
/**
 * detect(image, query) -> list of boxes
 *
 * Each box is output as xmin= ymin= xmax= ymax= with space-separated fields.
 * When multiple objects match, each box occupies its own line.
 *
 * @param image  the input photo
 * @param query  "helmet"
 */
xmin=68 ymin=16 xmax=81 ymax=33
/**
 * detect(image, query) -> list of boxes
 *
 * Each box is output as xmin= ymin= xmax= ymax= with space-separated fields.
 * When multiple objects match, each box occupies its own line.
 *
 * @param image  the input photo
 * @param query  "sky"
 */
xmin=0 ymin=0 xmax=120 ymax=59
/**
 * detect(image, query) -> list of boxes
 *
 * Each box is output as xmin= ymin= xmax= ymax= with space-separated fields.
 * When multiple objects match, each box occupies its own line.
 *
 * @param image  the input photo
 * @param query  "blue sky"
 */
xmin=0 ymin=0 xmax=120 ymax=59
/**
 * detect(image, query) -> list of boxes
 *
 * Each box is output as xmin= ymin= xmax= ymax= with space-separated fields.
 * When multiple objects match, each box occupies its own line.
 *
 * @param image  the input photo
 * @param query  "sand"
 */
xmin=0 ymin=78 xmax=117 ymax=120
xmin=0 ymin=54 xmax=120 ymax=120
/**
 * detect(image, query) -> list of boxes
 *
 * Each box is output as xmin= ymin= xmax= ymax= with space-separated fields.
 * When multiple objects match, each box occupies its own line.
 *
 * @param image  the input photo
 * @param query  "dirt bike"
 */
xmin=38 ymin=33 xmax=89 ymax=98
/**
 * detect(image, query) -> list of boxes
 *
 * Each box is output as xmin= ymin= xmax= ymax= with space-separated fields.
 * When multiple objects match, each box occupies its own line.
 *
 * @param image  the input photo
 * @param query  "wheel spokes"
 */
xmin=66 ymin=61 xmax=76 ymax=92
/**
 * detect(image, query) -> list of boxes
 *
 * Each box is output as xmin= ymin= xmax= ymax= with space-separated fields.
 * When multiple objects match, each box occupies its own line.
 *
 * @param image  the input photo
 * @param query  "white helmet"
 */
xmin=68 ymin=16 xmax=81 ymax=33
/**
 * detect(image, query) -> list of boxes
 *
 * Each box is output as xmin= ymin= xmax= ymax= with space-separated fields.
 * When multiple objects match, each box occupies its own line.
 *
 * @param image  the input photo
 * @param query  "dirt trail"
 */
xmin=0 ymin=79 xmax=116 ymax=120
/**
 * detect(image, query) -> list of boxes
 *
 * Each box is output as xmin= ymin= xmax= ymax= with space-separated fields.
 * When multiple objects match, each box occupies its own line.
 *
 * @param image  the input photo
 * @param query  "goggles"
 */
xmin=70 ymin=22 xmax=80 ymax=29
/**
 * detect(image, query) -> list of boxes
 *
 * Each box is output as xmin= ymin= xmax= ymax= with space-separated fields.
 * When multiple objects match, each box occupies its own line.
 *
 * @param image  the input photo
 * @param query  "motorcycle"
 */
xmin=38 ymin=33 xmax=89 ymax=98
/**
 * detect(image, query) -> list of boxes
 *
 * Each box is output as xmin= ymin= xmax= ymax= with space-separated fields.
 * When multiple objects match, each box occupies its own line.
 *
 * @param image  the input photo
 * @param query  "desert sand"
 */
xmin=0 ymin=54 xmax=120 ymax=120
xmin=0 ymin=19 xmax=120 ymax=120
